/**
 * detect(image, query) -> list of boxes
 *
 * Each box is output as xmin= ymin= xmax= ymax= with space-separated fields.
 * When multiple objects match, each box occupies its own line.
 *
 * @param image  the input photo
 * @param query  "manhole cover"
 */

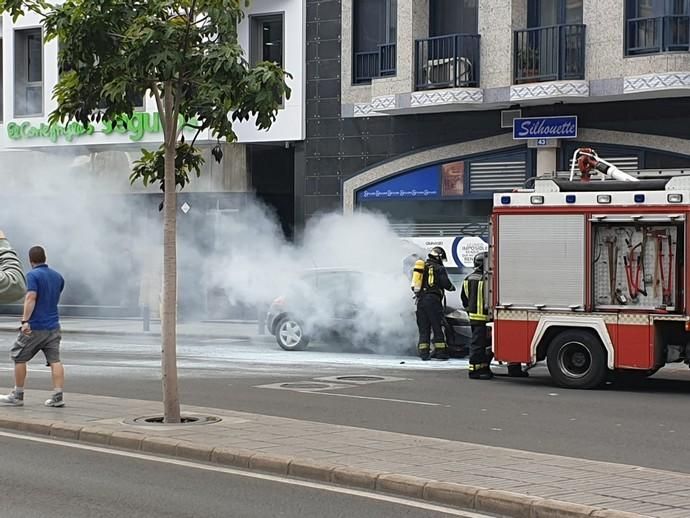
xmin=335 ymin=376 xmax=385 ymax=382
xmin=280 ymin=382 xmax=331 ymax=389
xmin=125 ymin=415 xmax=222 ymax=426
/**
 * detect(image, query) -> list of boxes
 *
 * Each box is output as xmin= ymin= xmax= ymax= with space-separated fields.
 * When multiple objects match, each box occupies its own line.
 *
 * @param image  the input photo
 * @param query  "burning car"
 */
xmin=266 ymin=268 xmax=471 ymax=356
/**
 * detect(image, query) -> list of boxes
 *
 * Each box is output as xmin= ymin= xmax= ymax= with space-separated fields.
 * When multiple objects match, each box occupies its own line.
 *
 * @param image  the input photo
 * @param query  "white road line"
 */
xmin=302 ymin=391 xmax=449 ymax=407
xmin=0 ymin=431 xmax=483 ymax=517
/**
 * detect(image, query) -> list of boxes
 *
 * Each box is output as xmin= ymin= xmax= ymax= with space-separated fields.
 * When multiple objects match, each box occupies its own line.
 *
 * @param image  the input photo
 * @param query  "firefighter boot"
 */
xmin=432 ymin=342 xmax=449 ymax=361
xmin=418 ymin=343 xmax=431 ymax=361
xmin=478 ymin=364 xmax=494 ymax=380
xmin=469 ymin=363 xmax=493 ymax=380
xmin=507 ymin=363 xmax=529 ymax=378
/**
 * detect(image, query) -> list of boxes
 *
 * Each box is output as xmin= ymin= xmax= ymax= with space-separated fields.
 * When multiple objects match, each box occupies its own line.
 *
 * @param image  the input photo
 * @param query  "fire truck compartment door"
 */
xmin=498 ymin=214 xmax=585 ymax=308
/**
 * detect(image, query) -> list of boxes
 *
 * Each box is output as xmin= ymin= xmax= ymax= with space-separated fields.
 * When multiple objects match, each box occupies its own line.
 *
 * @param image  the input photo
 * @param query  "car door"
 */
xmin=316 ymin=272 xmax=360 ymax=332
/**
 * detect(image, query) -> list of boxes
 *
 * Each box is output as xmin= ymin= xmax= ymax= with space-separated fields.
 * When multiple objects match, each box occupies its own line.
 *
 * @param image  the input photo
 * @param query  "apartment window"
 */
xmin=353 ymin=0 xmax=397 ymax=83
xmin=527 ymin=0 xmax=583 ymax=27
xmin=626 ymin=0 xmax=690 ymax=54
xmin=250 ymin=14 xmax=284 ymax=67
xmin=14 ymin=28 xmax=43 ymax=117
xmin=429 ymin=0 xmax=478 ymax=37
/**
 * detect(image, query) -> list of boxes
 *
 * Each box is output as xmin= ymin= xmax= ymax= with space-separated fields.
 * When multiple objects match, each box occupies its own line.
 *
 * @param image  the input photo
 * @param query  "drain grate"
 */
xmin=125 ymin=415 xmax=222 ymax=426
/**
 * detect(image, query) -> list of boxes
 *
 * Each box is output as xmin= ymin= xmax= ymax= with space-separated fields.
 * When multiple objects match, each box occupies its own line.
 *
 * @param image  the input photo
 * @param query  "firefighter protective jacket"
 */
xmin=461 ymin=269 xmax=488 ymax=323
xmin=411 ymin=258 xmax=454 ymax=298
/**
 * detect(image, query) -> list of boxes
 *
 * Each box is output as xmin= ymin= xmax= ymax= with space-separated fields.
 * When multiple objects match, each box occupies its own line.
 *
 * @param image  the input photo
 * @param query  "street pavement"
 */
xmin=0 ymin=318 xmax=689 ymax=516
xmin=0 ymin=434 xmax=475 ymax=518
xmin=0 ymin=388 xmax=688 ymax=517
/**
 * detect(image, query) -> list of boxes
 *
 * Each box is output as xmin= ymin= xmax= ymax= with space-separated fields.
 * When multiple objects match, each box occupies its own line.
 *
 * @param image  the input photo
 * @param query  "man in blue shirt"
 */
xmin=0 ymin=246 xmax=65 ymax=407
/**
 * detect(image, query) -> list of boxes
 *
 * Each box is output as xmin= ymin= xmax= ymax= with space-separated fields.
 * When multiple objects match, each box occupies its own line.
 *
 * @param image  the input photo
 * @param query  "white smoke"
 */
xmin=0 ymin=148 xmax=438 ymax=354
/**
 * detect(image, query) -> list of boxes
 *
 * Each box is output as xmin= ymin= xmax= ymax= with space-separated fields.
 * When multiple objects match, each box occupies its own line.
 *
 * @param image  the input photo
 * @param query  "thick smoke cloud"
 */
xmin=0 ymin=149 xmax=433 ymax=354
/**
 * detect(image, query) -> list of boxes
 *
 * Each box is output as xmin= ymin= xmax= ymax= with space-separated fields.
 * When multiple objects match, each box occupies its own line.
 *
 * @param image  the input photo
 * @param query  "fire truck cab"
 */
xmin=490 ymin=150 xmax=690 ymax=389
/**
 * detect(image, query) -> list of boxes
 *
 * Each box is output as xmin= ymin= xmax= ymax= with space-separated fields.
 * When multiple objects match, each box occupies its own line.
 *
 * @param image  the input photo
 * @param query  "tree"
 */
xmin=1 ymin=0 xmax=291 ymax=422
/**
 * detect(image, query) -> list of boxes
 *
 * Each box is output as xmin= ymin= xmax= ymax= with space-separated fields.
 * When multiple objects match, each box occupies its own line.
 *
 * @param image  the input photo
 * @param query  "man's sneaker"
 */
xmin=44 ymin=392 xmax=64 ymax=407
xmin=0 ymin=391 xmax=24 ymax=406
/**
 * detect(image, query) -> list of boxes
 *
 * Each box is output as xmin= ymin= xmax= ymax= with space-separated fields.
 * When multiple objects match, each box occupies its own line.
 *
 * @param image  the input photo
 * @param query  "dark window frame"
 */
xmin=352 ymin=0 xmax=397 ymax=84
xmin=250 ymin=12 xmax=285 ymax=68
xmin=625 ymin=0 xmax=690 ymax=55
xmin=14 ymin=27 xmax=44 ymax=117
xmin=428 ymin=0 xmax=478 ymax=37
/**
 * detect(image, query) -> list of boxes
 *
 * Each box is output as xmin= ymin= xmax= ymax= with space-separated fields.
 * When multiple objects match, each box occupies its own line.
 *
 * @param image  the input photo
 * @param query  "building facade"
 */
xmin=0 ymin=0 xmax=305 ymax=318
xmin=298 ymin=0 xmax=690 ymax=244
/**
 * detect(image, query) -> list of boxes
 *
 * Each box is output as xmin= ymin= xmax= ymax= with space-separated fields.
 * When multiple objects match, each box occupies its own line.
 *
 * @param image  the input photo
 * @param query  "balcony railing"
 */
xmin=514 ymin=24 xmax=586 ymax=84
xmin=354 ymin=43 xmax=397 ymax=84
xmin=414 ymin=34 xmax=481 ymax=90
xmin=627 ymin=15 xmax=690 ymax=54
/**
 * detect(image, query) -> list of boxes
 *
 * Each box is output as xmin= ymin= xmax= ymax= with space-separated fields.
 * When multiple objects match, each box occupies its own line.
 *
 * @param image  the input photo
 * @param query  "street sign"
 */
xmin=513 ymin=116 xmax=578 ymax=140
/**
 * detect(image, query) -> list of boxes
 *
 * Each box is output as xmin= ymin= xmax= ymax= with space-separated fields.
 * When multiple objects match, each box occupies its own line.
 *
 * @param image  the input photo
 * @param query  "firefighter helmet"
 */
xmin=474 ymin=253 xmax=486 ymax=269
xmin=429 ymin=246 xmax=447 ymax=262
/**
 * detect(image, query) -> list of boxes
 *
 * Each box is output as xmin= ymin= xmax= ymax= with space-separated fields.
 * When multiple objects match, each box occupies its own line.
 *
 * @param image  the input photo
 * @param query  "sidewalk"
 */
xmin=0 ymin=390 xmax=686 ymax=518
xmin=0 ymin=316 xmax=266 ymax=340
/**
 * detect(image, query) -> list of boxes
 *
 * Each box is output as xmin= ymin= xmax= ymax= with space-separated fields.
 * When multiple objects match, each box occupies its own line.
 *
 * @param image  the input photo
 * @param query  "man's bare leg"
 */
xmin=14 ymin=362 xmax=27 ymax=388
xmin=50 ymin=362 xmax=64 ymax=391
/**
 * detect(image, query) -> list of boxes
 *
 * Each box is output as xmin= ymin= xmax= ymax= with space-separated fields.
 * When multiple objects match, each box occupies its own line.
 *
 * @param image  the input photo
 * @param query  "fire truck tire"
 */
xmin=546 ymin=330 xmax=607 ymax=389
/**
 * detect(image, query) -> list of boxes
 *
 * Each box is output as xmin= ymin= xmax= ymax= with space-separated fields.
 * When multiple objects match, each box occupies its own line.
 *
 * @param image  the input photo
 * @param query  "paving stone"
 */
xmin=376 ymin=474 xmax=427 ymax=499
xmin=531 ymin=498 xmax=600 ymax=518
xmin=475 ymin=489 xmax=540 ymax=517
xmin=423 ymin=481 xmax=482 ymax=509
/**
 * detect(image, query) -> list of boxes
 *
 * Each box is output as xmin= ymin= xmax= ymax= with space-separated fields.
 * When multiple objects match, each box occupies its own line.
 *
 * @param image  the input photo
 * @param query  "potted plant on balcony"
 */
xmin=516 ymin=47 xmax=540 ymax=83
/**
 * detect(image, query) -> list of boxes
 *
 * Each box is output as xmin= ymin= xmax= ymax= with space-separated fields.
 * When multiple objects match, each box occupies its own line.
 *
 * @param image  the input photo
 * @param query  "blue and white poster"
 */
xmin=357 ymin=165 xmax=441 ymax=202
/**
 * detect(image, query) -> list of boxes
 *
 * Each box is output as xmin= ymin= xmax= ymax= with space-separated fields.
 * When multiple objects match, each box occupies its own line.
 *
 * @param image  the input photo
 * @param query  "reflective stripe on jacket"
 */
xmin=462 ymin=270 xmax=488 ymax=322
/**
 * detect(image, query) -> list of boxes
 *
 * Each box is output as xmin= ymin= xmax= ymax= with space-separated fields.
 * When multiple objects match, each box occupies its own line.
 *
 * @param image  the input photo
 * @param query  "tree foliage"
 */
xmin=1 ymin=0 xmax=291 ymax=187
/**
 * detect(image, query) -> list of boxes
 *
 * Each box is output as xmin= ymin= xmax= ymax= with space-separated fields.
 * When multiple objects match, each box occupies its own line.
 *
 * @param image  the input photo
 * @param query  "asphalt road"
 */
xmin=1 ymin=331 xmax=689 ymax=474
xmin=0 ymin=434 xmax=473 ymax=518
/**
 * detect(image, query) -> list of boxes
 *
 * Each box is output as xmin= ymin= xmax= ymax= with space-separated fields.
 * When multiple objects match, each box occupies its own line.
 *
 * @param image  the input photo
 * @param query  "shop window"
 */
xmin=626 ymin=0 xmax=690 ymax=54
xmin=353 ymin=0 xmax=397 ymax=83
xmin=250 ymin=13 xmax=284 ymax=67
xmin=14 ymin=28 xmax=43 ymax=117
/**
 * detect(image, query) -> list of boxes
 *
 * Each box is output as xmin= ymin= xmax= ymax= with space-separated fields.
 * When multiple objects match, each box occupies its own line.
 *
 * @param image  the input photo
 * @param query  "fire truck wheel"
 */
xmin=547 ymin=330 xmax=607 ymax=389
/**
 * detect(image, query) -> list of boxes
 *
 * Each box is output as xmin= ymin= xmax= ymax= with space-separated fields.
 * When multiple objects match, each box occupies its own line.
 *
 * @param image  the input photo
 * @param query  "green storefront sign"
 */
xmin=6 ymin=112 xmax=199 ymax=144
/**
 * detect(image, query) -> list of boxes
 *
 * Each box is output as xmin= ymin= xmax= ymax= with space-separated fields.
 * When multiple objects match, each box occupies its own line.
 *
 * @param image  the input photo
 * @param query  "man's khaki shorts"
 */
xmin=10 ymin=329 xmax=61 ymax=365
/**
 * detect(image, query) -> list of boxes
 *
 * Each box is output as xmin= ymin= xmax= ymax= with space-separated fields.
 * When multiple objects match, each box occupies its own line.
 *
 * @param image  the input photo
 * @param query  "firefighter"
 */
xmin=411 ymin=246 xmax=455 ymax=361
xmin=462 ymin=253 xmax=493 ymax=379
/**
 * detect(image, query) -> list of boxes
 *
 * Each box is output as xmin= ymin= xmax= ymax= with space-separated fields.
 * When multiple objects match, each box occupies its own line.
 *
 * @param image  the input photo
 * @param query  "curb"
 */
xmin=0 ymin=417 xmax=649 ymax=518
xmin=0 ymin=324 xmax=274 ymax=342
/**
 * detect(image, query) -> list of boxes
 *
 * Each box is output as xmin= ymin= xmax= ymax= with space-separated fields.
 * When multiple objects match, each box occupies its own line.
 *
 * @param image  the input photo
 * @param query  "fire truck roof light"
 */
xmin=566 ymin=195 xmax=576 ymax=204
xmin=634 ymin=194 xmax=645 ymax=203
xmin=597 ymin=194 xmax=612 ymax=204
xmin=530 ymin=195 xmax=544 ymax=205
xmin=500 ymin=196 xmax=511 ymax=205
xmin=668 ymin=193 xmax=683 ymax=203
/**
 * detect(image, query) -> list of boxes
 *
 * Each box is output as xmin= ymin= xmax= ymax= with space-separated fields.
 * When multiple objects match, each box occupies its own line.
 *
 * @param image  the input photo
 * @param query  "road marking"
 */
xmin=0 ymin=431 xmax=483 ymax=517
xmin=302 ymin=391 xmax=449 ymax=407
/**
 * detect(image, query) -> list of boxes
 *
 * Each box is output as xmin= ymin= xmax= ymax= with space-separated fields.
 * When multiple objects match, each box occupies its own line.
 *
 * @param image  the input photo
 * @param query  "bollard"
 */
xmin=257 ymin=306 xmax=266 ymax=335
xmin=142 ymin=304 xmax=150 ymax=332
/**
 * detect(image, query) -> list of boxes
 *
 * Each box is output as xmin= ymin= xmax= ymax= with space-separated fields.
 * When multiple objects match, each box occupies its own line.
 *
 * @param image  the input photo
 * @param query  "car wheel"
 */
xmin=276 ymin=317 xmax=309 ymax=351
xmin=546 ymin=329 xmax=607 ymax=389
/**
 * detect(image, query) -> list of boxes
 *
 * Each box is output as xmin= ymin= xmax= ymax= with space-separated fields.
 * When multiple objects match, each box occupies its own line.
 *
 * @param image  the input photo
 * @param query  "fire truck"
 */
xmin=489 ymin=148 xmax=690 ymax=388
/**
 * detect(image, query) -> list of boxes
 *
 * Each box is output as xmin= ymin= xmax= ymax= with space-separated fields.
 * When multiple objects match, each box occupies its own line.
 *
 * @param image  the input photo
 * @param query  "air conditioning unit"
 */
xmin=426 ymin=57 xmax=473 ymax=86
xmin=501 ymin=109 xmax=522 ymax=129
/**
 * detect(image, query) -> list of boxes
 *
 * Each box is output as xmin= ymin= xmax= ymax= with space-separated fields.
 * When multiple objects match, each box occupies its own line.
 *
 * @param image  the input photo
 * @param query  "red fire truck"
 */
xmin=490 ymin=148 xmax=690 ymax=388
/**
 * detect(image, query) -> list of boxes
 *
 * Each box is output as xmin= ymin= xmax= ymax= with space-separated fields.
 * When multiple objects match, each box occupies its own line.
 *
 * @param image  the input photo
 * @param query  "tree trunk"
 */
xmin=161 ymin=87 xmax=181 ymax=423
